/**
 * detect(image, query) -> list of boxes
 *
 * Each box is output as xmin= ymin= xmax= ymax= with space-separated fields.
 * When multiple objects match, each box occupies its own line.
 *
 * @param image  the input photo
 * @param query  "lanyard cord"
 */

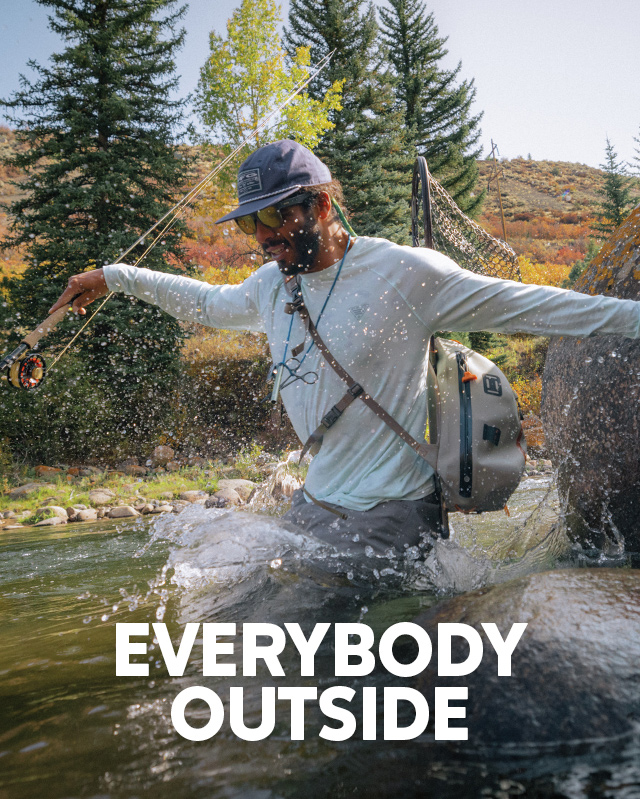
xmin=272 ymin=234 xmax=352 ymax=399
xmin=296 ymin=233 xmax=351 ymax=368
xmin=280 ymin=313 xmax=296 ymax=365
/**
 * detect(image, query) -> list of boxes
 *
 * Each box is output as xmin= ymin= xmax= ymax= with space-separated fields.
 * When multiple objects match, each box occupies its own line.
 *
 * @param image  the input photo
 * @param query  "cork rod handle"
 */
xmin=23 ymin=304 xmax=71 ymax=348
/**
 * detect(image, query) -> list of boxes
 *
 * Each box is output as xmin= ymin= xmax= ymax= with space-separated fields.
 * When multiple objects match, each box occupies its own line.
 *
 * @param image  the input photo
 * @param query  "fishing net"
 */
xmin=411 ymin=156 xmax=521 ymax=281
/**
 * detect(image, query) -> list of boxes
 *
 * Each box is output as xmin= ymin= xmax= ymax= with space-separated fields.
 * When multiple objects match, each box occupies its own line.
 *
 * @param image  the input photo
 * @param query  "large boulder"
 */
xmin=414 ymin=568 xmax=640 ymax=744
xmin=541 ymin=206 xmax=640 ymax=550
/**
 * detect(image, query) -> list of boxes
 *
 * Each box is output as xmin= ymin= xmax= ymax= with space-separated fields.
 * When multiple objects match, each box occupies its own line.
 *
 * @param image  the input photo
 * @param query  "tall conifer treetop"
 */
xmin=1 ymin=0 xmax=193 ymax=452
xmin=593 ymin=137 xmax=633 ymax=239
xmin=379 ymin=0 xmax=483 ymax=215
xmin=285 ymin=0 xmax=415 ymax=242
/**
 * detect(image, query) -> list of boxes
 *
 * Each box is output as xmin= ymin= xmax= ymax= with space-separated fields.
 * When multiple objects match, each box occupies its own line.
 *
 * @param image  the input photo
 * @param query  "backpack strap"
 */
xmin=284 ymin=276 xmax=438 ymax=469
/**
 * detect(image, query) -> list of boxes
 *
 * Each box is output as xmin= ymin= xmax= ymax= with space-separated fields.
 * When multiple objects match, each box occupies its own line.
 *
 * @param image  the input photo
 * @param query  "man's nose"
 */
xmin=255 ymin=219 xmax=274 ymax=245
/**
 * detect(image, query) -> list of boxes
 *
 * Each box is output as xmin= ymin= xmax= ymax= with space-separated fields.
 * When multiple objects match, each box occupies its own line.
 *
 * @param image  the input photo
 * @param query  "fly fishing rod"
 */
xmin=0 ymin=51 xmax=336 ymax=391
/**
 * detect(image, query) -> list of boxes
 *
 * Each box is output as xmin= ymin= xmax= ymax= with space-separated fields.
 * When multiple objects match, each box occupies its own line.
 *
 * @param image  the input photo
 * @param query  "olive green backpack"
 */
xmin=425 ymin=336 xmax=527 ymax=517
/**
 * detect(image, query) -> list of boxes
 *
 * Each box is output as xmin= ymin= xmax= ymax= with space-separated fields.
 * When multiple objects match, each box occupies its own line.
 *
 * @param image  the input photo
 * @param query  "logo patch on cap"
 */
xmin=238 ymin=168 xmax=262 ymax=199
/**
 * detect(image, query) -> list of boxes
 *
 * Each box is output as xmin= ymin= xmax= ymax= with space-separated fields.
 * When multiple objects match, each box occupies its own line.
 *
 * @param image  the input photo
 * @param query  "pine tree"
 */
xmin=593 ymin=137 xmax=632 ymax=238
xmin=1 ymin=0 xmax=193 ymax=455
xmin=284 ymin=0 xmax=415 ymax=242
xmin=562 ymin=238 xmax=600 ymax=289
xmin=631 ymin=125 xmax=640 ymax=177
xmin=379 ymin=0 xmax=483 ymax=215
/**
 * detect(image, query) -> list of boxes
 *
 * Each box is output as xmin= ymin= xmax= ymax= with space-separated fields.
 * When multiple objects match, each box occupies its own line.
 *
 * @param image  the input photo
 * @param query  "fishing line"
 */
xmin=112 ymin=50 xmax=335 ymax=269
xmin=48 ymin=292 xmax=114 ymax=369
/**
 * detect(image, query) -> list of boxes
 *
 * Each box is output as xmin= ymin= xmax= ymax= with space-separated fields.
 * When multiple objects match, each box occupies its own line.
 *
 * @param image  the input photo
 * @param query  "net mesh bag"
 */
xmin=412 ymin=157 xmax=521 ymax=282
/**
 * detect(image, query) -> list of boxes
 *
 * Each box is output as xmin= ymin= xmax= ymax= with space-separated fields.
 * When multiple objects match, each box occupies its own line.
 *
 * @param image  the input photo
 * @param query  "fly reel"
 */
xmin=1 ymin=303 xmax=71 ymax=391
xmin=7 ymin=352 xmax=47 ymax=390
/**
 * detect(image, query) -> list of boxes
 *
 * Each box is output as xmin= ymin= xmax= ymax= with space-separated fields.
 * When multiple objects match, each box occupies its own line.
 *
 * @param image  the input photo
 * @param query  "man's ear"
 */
xmin=315 ymin=191 xmax=332 ymax=220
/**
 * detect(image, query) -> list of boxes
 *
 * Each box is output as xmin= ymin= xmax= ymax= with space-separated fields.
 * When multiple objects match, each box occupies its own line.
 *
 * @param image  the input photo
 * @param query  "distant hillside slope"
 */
xmin=0 ymin=127 xmax=29 ymax=282
xmin=477 ymin=157 xmax=640 ymax=266
xmin=478 ymin=158 xmax=605 ymax=215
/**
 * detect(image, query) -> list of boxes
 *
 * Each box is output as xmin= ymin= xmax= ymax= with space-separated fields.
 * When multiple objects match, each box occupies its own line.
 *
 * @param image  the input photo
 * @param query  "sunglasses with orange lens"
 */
xmin=235 ymin=191 xmax=312 ymax=236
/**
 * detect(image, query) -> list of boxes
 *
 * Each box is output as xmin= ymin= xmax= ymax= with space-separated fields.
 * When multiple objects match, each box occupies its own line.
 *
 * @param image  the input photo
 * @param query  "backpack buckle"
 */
xmin=322 ymin=406 xmax=343 ymax=428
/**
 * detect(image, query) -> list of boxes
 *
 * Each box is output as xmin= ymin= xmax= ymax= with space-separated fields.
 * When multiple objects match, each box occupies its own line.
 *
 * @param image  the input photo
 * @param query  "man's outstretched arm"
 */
xmin=49 ymin=263 xmax=269 ymax=333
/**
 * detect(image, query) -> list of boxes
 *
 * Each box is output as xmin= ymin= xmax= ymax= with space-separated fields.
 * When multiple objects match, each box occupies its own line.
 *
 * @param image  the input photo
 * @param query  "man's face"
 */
xmin=255 ymin=202 xmax=321 ymax=275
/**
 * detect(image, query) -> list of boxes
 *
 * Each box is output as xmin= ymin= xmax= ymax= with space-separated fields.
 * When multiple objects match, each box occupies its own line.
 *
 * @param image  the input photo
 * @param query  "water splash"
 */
xmin=246 ymin=450 xmax=306 ymax=515
xmin=410 ymin=472 xmax=571 ymax=594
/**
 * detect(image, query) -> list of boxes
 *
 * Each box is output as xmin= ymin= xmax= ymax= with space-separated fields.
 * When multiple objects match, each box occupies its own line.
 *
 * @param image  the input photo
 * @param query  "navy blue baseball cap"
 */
xmin=216 ymin=139 xmax=332 ymax=224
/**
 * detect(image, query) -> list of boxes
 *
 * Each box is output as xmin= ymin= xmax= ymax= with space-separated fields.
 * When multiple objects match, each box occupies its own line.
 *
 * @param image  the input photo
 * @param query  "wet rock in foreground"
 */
xmin=414 ymin=568 xmax=640 ymax=744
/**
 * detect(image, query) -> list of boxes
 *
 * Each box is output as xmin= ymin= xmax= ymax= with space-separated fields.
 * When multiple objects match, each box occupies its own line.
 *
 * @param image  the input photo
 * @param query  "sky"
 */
xmin=0 ymin=0 xmax=638 ymax=170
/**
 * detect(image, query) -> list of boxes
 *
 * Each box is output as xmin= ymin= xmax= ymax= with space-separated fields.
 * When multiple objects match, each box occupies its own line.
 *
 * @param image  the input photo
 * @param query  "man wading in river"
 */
xmin=50 ymin=140 xmax=640 ymax=558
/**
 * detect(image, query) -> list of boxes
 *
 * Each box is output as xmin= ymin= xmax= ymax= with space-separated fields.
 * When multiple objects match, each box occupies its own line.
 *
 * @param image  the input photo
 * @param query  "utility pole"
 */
xmin=487 ymin=139 xmax=508 ymax=243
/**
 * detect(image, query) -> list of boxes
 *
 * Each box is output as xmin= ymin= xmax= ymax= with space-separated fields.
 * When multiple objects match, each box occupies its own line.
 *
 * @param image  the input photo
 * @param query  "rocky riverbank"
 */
xmin=0 ymin=445 xmax=308 ymax=530
xmin=1 ymin=446 xmax=555 ymax=531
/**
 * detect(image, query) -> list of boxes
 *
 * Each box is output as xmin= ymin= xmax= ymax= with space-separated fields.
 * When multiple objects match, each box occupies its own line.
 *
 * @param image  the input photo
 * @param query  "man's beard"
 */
xmin=265 ymin=213 xmax=321 ymax=275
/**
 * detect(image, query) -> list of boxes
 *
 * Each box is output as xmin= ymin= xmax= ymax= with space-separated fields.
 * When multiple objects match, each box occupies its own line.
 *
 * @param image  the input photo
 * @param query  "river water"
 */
xmin=1 ymin=473 xmax=638 ymax=799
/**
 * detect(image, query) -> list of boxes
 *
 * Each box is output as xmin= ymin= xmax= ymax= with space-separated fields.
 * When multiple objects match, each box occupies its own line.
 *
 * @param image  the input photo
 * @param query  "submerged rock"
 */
xmin=34 ymin=516 xmax=67 ymax=527
xmin=542 ymin=207 xmax=640 ymax=551
xmin=414 ymin=568 xmax=640 ymax=744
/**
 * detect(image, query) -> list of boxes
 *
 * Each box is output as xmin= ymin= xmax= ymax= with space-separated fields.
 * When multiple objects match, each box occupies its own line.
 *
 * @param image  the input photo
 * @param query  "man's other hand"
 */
xmin=49 ymin=269 xmax=109 ymax=316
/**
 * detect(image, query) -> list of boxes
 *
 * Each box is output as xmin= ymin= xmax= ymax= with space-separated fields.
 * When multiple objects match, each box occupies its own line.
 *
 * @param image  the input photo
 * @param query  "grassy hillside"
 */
xmin=0 ymin=127 xmax=29 ymax=283
xmin=477 ymin=157 xmax=640 ymax=269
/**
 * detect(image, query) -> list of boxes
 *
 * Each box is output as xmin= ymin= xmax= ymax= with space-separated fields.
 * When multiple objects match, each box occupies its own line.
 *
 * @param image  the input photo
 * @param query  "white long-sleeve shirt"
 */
xmin=104 ymin=236 xmax=640 ymax=510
